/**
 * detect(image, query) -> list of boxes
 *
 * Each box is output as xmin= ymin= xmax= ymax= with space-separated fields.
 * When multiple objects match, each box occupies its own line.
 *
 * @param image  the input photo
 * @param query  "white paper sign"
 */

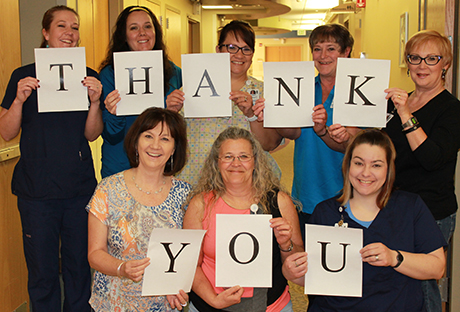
xmin=263 ymin=61 xmax=315 ymax=128
xmin=35 ymin=47 xmax=88 ymax=112
xmin=216 ymin=214 xmax=272 ymax=287
xmin=182 ymin=53 xmax=232 ymax=118
xmin=305 ymin=224 xmax=363 ymax=297
xmin=333 ymin=58 xmax=391 ymax=127
xmin=114 ymin=50 xmax=164 ymax=116
xmin=142 ymin=228 xmax=206 ymax=296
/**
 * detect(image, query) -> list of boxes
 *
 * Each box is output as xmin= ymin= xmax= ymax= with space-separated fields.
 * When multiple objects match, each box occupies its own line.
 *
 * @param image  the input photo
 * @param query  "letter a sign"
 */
xmin=182 ymin=53 xmax=232 ymax=118
xmin=305 ymin=224 xmax=363 ymax=297
xmin=333 ymin=58 xmax=390 ymax=127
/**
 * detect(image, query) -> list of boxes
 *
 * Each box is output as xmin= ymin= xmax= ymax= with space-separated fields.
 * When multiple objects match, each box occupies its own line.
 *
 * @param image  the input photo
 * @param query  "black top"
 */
xmin=384 ymin=90 xmax=460 ymax=220
xmin=1 ymin=63 xmax=98 ymax=200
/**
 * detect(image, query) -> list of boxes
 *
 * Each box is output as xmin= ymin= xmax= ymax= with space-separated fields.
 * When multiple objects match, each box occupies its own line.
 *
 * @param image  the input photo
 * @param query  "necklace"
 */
xmin=132 ymin=175 xmax=165 ymax=195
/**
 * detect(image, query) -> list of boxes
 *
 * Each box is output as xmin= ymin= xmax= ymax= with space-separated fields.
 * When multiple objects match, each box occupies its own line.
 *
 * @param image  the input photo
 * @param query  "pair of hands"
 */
xmin=16 ymin=76 xmax=102 ymax=105
xmin=119 ymin=257 xmax=189 ymax=310
xmin=165 ymin=89 xmax=263 ymax=118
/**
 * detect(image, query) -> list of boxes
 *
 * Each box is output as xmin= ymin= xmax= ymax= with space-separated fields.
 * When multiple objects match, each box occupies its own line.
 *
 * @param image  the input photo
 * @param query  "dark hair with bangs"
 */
xmin=124 ymin=107 xmax=187 ymax=175
xmin=338 ymin=129 xmax=396 ymax=209
xmin=309 ymin=24 xmax=354 ymax=57
xmin=217 ymin=20 xmax=255 ymax=52
xmin=99 ymin=6 xmax=173 ymax=94
xmin=40 ymin=5 xmax=79 ymax=48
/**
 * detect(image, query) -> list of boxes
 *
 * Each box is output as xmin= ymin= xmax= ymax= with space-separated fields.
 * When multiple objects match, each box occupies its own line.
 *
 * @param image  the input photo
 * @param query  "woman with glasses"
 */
xmin=166 ymin=20 xmax=281 ymax=185
xmin=183 ymin=127 xmax=303 ymax=311
xmin=382 ymin=30 xmax=460 ymax=312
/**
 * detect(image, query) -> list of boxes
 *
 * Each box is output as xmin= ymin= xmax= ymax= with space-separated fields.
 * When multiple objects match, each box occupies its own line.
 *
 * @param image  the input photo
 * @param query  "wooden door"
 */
xmin=165 ymin=7 xmax=181 ymax=66
xmin=75 ymin=0 xmax=110 ymax=182
xmin=0 ymin=0 xmax=29 ymax=311
xmin=265 ymin=46 xmax=302 ymax=62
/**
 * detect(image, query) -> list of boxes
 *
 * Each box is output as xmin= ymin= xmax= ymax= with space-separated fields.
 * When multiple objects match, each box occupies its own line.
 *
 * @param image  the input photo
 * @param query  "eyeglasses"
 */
xmin=218 ymin=154 xmax=254 ymax=163
xmin=407 ymin=54 xmax=442 ymax=66
xmin=219 ymin=44 xmax=253 ymax=55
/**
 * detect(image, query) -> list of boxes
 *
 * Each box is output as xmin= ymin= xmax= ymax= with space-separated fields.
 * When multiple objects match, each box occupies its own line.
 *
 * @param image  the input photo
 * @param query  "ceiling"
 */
xmin=200 ymin=0 xmax=355 ymax=34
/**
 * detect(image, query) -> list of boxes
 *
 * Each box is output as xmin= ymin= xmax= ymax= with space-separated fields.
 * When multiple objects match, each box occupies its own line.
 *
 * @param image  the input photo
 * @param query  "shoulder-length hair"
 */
xmin=40 ymin=5 xmax=79 ymax=48
xmin=189 ymin=127 xmax=286 ymax=214
xmin=124 ymin=107 xmax=187 ymax=176
xmin=338 ymin=129 xmax=396 ymax=209
xmin=309 ymin=23 xmax=354 ymax=57
xmin=99 ymin=6 xmax=173 ymax=93
xmin=217 ymin=20 xmax=255 ymax=52
xmin=405 ymin=30 xmax=453 ymax=71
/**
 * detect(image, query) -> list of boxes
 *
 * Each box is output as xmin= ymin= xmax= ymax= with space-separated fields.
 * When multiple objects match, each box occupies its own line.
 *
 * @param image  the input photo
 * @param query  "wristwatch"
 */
xmin=392 ymin=250 xmax=404 ymax=268
xmin=401 ymin=116 xmax=418 ymax=129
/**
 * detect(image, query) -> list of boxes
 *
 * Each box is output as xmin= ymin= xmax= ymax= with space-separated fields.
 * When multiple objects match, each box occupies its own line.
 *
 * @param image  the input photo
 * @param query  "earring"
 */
xmin=170 ymin=155 xmax=174 ymax=170
xmin=407 ymin=68 xmax=410 ymax=77
xmin=442 ymin=69 xmax=446 ymax=79
xmin=136 ymin=150 xmax=139 ymax=164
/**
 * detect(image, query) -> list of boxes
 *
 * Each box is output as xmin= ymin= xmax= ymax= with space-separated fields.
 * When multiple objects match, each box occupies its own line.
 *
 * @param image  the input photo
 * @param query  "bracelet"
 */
xmin=117 ymin=261 xmax=125 ymax=278
xmin=402 ymin=124 xmax=420 ymax=134
xmin=279 ymin=240 xmax=293 ymax=252
xmin=316 ymin=126 xmax=328 ymax=137
xmin=245 ymin=115 xmax=258 ymax=122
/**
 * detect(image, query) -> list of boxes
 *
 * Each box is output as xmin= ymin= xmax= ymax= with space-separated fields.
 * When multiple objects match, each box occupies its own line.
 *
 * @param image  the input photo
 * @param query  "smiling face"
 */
xmin=218 ymin=138 xmax=255 ymax=187
xmin=408 ymin=41 xmax=448 ymax=92
xmin=349 ymin=143 xmax=388 ymax=200
xmin=217 ymin=32 xmax=253 ymax=77
xmin=42 ymin=10 xmax=79 ymax=48
xmin=137 ymin=122 xmax=175 ymax=171
xmin=126 ymin=10 xmax=155 ymax=51
xmin=312 ymin=41 xmax=350 ymax=79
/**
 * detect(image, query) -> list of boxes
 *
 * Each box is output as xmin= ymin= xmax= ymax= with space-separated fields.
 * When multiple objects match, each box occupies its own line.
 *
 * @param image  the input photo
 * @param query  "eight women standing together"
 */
xmin=0 ymin=3 xmax=459 ymax=312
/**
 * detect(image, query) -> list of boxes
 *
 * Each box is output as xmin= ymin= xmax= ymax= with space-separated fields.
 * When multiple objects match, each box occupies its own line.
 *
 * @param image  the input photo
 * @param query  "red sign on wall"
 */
xmin=357 ymin=0 xmax=366 ymax=8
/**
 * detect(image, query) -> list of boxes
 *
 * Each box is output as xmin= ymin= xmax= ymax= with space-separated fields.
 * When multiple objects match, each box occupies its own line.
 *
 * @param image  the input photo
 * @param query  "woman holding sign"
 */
xmin=283 ymin=129 xmax=446 ymax=311
xmin=252 ymin=24 xmax=360 ymax=240
xmin=87 ymin=107 xmax=190 ymax=311
xmin=183 ymin=127 xmax=303 ymax=312
xmin=166 ymin=20 xmax=282 ymax=186
xmin=99 ymin=6 xmax=182 ymax=178
xmin=0 ymin=5 xmax=102 ymax=311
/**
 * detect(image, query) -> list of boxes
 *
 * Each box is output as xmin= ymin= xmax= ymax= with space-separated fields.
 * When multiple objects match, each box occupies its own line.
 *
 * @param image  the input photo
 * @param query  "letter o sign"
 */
xmin=229 ymin=232 xmax=260 ymax=264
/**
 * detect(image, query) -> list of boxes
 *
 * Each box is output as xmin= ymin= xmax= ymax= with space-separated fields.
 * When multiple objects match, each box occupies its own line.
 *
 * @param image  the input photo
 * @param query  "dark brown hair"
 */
xmin=217 ymin=20 xmax=255 ymax=52
xmin=309 ymin=24 xmax=354 ymax=57
xmin=338 ymin=129 xmax=396 ymax=209
xmin=99 ymin=6 xmax=173 ymax=93
xmin=40 ymin=5 xmax=79 ymax=48
xmin=124 ymin=107 xmax=187 ymax=176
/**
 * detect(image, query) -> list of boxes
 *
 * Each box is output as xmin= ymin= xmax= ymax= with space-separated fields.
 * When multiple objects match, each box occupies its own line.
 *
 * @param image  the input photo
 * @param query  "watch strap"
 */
xmin=392 ymin=250 xmax=404 ymax=268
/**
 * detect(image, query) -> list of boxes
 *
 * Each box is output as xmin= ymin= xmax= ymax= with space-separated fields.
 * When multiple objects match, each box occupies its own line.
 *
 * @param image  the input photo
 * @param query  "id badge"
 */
xmin=248 ymin=88 xmax=260 ymax=105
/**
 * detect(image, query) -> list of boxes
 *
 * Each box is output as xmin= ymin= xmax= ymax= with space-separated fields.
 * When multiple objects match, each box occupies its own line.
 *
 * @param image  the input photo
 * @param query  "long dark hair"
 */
xmin=99 ymin=6 xmax=173 ymax=93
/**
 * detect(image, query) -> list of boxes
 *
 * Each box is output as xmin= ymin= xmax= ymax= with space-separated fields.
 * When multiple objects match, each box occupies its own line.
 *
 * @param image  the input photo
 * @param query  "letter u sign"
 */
xmin=318 ymin=241 xmax=350 ymax=273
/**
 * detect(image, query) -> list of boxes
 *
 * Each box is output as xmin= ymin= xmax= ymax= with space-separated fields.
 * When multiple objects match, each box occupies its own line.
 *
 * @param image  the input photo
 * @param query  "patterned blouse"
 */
xmin=86 ymin=171 xmax=191 ymax=312
xmin=177 ymin=76 xmax=281 ymax=185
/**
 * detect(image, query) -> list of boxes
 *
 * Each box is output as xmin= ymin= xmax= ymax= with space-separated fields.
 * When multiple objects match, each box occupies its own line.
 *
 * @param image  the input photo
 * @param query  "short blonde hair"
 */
xmin=405 ymin=30 xmax=452 ymax=70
